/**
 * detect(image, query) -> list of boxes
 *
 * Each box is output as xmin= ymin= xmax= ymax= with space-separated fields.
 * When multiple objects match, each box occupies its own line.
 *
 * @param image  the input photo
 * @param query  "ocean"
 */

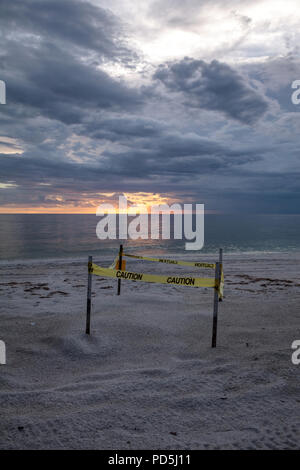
xmin=0 ymin=214 xmax=299 ymax=262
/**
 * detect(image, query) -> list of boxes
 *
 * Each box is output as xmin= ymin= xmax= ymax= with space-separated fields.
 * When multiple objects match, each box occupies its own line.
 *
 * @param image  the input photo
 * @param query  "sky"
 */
xmin=0 ymin=0 xmax=300 ymax=214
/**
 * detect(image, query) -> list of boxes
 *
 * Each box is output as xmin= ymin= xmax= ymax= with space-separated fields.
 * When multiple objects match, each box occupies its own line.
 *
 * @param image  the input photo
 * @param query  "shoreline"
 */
xmin=1 ymin=248 xmax=300 ymax=267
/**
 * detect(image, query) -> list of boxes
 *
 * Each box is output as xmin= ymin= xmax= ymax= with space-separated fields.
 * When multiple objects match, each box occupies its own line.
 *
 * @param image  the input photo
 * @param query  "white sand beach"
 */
xmin=0 ymin=252 xmax=299 ymax=449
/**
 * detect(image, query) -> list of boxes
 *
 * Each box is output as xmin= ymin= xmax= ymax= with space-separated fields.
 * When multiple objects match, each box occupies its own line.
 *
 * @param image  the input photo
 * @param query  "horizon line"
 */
xmin=0 ymin=212 xmax=300 ymax=216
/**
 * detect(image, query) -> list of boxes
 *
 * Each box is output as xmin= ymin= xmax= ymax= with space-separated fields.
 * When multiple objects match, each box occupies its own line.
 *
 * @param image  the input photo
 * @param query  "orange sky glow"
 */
xmin=0 ymin=192 xmax=213 ymax=214
xmin=0 ymin=192 xmax=183 ymax=214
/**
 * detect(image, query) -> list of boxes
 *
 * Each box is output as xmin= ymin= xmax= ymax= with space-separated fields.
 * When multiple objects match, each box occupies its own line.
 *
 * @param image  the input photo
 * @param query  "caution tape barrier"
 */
xmin=123 ymin=253 xmax=216 ymax=269
xmin=90 ymin=263 xmax=219 ymax=291
xmin=85 ymin=250 xmax=224 ymax=343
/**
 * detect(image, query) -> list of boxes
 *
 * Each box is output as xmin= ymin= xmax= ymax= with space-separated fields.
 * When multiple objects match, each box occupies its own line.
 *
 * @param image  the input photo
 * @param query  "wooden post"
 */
xmin=86 ymin=255 xmax=92 ymax=335
xmin=219 ymin=248 xmax=223 ymax=302
xmin=117 ymin=244 xmax=123 ymax=295
xmin=211 ymin=261 xmax=220 ymax=348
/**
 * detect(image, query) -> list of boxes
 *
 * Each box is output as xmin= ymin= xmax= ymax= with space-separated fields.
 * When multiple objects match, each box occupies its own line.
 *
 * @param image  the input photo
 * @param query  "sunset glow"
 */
xmin=0 ymin=193 xmax=179 ymax=214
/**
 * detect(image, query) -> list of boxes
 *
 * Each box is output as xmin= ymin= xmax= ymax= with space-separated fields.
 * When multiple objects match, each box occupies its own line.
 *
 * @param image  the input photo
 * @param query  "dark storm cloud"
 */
xmin=0 ymin=40 xmax=142 ymax=125
xmin=1 ymin=149 xmax=299 ymax=215
xmin=245 ymin=55 xmax=300 ymax=113
xmin=0 ymin=128 xmax=261 ymax=189
xmin=79 ymin=115 xmax=166 ymax=142
xmin=0 ymin=0 xmax=133 ymax=61
xmin=154 ymin=58 xmax=269 ymax=124
xmin=0 ymin=0 xmax=143 ymax=138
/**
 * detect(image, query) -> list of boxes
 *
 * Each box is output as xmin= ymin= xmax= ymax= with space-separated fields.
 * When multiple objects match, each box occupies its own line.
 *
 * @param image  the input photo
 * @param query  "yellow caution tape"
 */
xmin=90 ymin=263 xmax=216 ymax=289
xmin=123 ymin=253 xmax=216 ymax=269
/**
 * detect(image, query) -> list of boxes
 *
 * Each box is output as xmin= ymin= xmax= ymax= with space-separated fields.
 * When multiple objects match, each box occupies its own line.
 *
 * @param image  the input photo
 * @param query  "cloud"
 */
xmin=0 ymin=40 xmax=142 ymax=126
xmin=154 ymin=58 xmax=269 ymax=124
xmin=149 ymin=0 xmax=258 ymax=28
xmin=0 ymin=0 xmax=134 ymax=61
xmin=245 ymin=54 xmax=300 ymax=113
xmin=0 ymin=0 xmax=299 ymax=214
xmin=78 ymin=115 xmax=166 ymax=142
xmin=0 ymin=125 xmax=261 ymax=195
xmin=0 ymin=0 xmax=143 ymax=130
